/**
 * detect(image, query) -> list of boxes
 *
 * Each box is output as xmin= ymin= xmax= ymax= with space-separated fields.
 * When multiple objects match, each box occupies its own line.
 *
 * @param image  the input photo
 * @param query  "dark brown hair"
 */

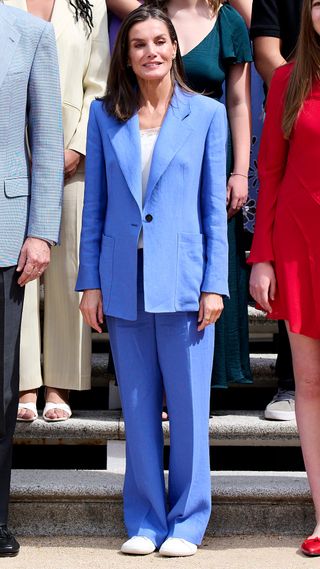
xmin=282 ymin=0 xmax=320 ymax=138
xmin=104 ymin=5 xmax=191 ymax=121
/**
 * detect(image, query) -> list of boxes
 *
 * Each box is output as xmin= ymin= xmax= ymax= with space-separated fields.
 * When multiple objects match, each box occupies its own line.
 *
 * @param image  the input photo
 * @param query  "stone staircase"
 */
xmin=9 ymin=308 xmax=312 ymax=537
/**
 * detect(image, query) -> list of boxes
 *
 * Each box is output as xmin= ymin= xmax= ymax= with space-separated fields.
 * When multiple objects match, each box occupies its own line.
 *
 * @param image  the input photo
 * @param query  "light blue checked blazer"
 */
xmin=0 ymin=4 xmax=64 ymax=267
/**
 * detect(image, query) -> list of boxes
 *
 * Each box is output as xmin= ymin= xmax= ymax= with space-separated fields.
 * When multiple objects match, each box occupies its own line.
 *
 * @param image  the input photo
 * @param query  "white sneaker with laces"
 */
xmin=120 ymin=536 xmax=156 ymax=555
xmin=159 ymin=538 xmax=197 ymax=557
xmin=264 ymin=389 xmax=295 ymax=421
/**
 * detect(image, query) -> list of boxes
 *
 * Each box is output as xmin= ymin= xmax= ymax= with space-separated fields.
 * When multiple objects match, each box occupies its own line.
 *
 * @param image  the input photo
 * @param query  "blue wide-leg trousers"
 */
xmin=107 ymin=257 xmax=214 ymax=547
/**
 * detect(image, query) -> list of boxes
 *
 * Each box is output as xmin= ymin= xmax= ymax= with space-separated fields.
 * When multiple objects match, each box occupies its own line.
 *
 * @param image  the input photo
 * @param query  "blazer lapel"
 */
xmin=0 ymin=8 xmax=21 ymax=91
xmin=144 ymin=88 xmax=193 ymax=206
xmin=107 ymin=113 xmax=142 ymax=212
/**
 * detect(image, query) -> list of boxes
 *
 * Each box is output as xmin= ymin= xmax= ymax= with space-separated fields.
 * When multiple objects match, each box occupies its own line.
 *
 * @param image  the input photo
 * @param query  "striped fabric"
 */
xmin=0 ymin=4 xmax=64 ymax=267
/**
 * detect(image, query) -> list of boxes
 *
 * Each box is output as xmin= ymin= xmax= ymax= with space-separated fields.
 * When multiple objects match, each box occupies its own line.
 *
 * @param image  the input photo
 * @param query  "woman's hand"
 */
xmin=198 ymin=292 xmax=224 ymax=331
xmin=80 ymin=289 xmax=104 ymax=333
xmin=64 ymin=149 xmax=82 ymax=180
xmin=249 ymin=262 xmax=276 ymax=313
xmin=227 ymin=174 xmax=248 ymax=219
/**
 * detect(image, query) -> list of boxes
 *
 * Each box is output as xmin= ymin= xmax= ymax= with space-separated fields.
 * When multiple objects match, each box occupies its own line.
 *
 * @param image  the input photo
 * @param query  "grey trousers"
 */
xmin=0 ymin=266 xmax=24 ymax=523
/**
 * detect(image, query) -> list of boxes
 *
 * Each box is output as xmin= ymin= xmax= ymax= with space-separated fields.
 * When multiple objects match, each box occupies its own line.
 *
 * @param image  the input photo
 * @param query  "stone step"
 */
xmin=13 ymin=409 xmax=298 ymax=447
xmin=248 ymin=306 xmax=277 ymax=332
xmin=8 ymin=469 xmax=313 ymax=536
xmin=91 ymin=352 xmax=277 ymax=388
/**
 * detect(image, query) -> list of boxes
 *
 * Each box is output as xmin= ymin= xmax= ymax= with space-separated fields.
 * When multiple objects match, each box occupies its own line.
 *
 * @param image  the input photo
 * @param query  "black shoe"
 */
xmin=0 ymin=525 xmax=20 ymax=557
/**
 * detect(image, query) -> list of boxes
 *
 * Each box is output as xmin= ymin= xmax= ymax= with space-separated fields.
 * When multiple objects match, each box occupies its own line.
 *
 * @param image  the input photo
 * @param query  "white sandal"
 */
xmin=17 ymin=402 xmax=38 ymax=422
xmin=42 ymin=402 xmax=72 ymax=422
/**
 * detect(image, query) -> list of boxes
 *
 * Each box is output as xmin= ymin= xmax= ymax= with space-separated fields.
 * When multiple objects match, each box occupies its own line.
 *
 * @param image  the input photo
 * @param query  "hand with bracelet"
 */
xmin=226 ymin=171 xmax=248 ymax=219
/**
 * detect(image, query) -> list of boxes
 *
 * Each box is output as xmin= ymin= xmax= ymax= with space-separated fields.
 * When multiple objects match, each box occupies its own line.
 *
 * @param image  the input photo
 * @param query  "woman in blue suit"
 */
xmin=76 ymin=5 xmax=228 ymax=557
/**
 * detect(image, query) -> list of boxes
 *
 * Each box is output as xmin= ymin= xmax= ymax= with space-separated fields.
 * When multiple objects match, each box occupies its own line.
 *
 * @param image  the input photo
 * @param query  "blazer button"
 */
xmin=145 ymin=214 xmax=153 ymax=222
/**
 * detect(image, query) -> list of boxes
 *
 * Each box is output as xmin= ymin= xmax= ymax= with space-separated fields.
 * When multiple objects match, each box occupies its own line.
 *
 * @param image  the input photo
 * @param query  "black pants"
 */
xmin=0 ymin=266 xmax=24 ymax=523
xmin=276 ymin=320 xmax=295 ymax=391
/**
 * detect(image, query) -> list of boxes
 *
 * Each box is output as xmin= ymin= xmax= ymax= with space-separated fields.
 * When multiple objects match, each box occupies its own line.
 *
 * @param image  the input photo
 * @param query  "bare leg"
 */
xmin=286 ymin=323 xmax=320 ymax=537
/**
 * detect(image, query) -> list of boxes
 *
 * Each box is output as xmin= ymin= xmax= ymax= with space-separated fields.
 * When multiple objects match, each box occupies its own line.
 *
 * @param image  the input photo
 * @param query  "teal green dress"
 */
xmin=182 ymin=4 xmax=253 ymax=388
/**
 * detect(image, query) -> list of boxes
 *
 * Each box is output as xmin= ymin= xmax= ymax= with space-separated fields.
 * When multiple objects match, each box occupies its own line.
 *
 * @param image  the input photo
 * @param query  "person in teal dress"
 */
xmin=107 ymin=0 xmax=253 ymax=390
xmin=180 ymin=3 xmax=253 ymax=388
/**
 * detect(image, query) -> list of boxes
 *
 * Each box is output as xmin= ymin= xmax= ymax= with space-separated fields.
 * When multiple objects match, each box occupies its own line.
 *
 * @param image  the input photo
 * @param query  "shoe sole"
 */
xmin=159 ymin=551 xmax=197 ymax=557
xmin=301 ymin=549 xmax=320 ymax=557
xmin=264 ymin=410 xmax=295 ymax=421
xmin=0 ymin=552 xmax=19 ymax=557
xmin=121 ymin=550 xmax=155 ymax=555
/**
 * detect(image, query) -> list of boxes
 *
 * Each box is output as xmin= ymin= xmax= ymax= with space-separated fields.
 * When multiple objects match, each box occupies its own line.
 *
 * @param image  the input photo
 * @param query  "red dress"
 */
xmin=249 ymin=63 xmax=320 ymax=339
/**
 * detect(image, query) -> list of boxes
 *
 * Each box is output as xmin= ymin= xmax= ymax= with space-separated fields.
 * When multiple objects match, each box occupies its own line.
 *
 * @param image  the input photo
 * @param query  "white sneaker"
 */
xmin=264 ymin=389 xmax=295 ymax=421
xmin=159 ymin=538 xmax=197 ymax=557
xmin=120 ymin=536 xmax=156 ymax=555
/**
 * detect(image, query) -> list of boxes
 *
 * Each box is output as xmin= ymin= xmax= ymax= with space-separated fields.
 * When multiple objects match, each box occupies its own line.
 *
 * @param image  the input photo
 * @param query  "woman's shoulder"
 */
xmin=219 ymin=2 xmax=247 ymax=29
xmin=272 ymin=62 xmax=294 ymax=88
xmin=189 ymin=91 xmax=225 ymax=116
xmin=266 ymin=63 xmax=294 ymax=109
xmin=273 ymin=62 xmax=294 ymax=79
xmin=218 ymin=2 xmax=252 ymax=63
xmin=91 ymin=99 xmax=111 ymax=119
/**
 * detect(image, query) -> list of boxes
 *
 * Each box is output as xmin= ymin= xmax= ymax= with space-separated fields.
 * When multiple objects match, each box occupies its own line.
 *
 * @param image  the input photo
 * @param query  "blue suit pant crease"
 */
xmin=107 ymin=252 xmax=214 ymax=547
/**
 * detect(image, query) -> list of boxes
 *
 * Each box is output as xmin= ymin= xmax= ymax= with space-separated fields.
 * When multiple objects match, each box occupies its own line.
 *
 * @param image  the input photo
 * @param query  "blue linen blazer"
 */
xmin=76 ymin=87 xmax=229 ymax=320
xmin=0 ymin=4 xmax=64 ymax=267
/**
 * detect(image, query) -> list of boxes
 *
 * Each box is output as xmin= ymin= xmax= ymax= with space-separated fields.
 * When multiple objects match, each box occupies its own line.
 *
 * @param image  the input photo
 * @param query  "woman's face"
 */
xmin=127 ymin=18 xmax=177 ymax=83
xmin=312 ymin=0 xmax=320 ymax=35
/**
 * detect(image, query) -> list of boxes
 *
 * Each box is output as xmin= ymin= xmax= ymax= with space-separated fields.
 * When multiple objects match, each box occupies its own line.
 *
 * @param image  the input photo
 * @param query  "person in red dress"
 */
xmin=249 ymin=0 xmax=320 ymax=556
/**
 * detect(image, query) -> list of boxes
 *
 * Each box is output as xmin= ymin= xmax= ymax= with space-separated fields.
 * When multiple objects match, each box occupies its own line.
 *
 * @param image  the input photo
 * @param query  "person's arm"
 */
xmin=251 ymin=0 xmax=285 ymax=86
xmin=248 ymin=66 xmax=290 ymax=264
xmin=76 ymin=103 xmax=107 ymax=290
xmin=106 ymin=0 xmax=140 ymax=18
xmin=201 ymin=103 xmax=229 ymax=297
xmin=253 ymin=36 xmax=286 ymax=87
xmin=18 ymin=22 xmax=64 ymax=286
xmin=226 ymin=61 xmax=251 ymax=217
xmin=248 ymin=66 xmax=291 ymax=309
xmin=198 ymin=102 xmax=229 ymax=330
xmin=229 ymin=0 xmax=252 ymax=27
xmin=76 ymin=102 xmax=107 ymax=332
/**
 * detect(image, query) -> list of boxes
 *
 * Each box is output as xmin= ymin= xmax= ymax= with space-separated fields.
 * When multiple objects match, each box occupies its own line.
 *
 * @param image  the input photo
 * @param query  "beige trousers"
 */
xmin=19 ymin=170 xmax=91 ymax=391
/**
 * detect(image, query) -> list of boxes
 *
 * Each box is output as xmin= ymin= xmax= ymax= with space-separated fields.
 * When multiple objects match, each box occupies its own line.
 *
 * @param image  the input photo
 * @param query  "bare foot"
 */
xmin=44 ymin=387 xmax=70 ymax=420
xmin=18 ymin=389 xmax=38 ymax=420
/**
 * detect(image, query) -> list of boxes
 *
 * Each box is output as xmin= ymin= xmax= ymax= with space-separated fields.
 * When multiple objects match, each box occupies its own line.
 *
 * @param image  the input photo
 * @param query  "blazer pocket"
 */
xmin=4 ymin=177 xmax=30 ymax=198
xmin=175 ymin=232 xmax=206 ymax=309
xmin=99 ymin=234 xmax=115 ymax=312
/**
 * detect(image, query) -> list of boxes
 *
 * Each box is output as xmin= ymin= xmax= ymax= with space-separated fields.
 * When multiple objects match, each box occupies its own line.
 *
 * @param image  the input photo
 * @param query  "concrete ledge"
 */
xmin=248 ymin=306 xmax=277 ymax=331
xmin=8 ymin=470 xmax=314 ymax=536
xmin=91 ymin=353 xmax=277 ymax=388
xmin=91 ymin=353 xmax=113 ymax=387
xmin=14 ymin=410 xmax=121 ymax=445
xmin=14 ymin=410 xmax=299 ymax=447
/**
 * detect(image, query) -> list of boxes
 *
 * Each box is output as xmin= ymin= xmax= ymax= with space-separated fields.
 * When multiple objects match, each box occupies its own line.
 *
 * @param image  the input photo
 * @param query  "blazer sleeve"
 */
xmin=76 ymin=103 xmax=107 ymax=291
xmin=27 ymin=22 xmax=64 ymax=244
xmin=201 ymin=102 xmax=229 ymax=296
xmin=68 ymin=0 xmax=110 ymax=156
xmin=248 ymin=65 xmax=291 ymax=264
